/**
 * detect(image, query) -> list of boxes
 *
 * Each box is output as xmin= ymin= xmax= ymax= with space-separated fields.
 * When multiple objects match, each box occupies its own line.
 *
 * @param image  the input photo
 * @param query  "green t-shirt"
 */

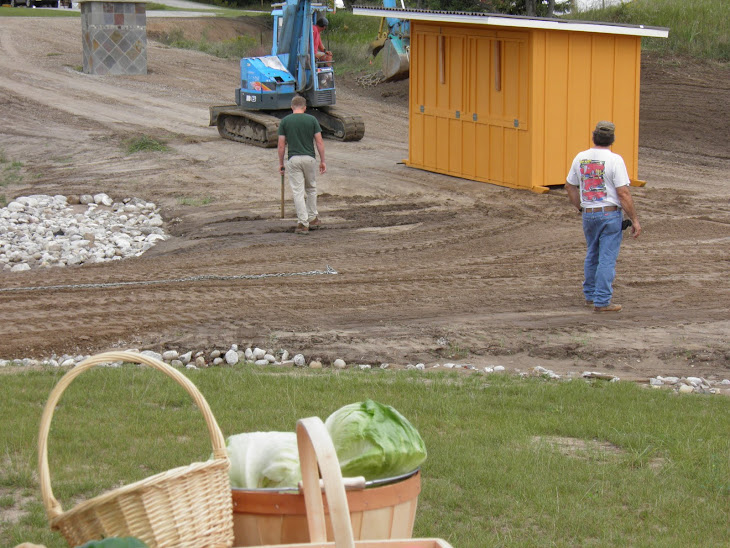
xmin=278 ymin=113 xmax=322 ymax=159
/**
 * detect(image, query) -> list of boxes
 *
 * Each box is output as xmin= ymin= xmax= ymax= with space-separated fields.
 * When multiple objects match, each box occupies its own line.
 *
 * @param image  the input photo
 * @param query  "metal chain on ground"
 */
xmin=0 ymin=265 xmax=338 ymax=293
xmin=355 ymin=71 xmax=386 ymax=87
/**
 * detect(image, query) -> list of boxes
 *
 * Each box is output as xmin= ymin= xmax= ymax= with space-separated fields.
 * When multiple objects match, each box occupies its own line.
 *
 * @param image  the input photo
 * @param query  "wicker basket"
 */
xmin=38 ymin=351 xmax=234 ymax=548
xmin=251 ymin=417 xmax=452 ymax=548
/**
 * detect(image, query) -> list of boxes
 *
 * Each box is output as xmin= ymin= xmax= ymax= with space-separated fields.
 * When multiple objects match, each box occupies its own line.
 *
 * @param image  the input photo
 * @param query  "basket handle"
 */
xmin=296 ymin=417 xmax=356 ymax=548
xmin=37 ymin=351 xmax=228 ymax=520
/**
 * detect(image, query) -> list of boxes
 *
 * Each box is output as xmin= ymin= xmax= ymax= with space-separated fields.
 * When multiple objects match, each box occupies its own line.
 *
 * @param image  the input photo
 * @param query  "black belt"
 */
xmin=583 ymin=206 xmax=619 ymax=212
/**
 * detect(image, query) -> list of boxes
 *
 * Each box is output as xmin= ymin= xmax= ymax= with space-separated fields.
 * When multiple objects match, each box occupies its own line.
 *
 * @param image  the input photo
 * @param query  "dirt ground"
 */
xmin=0 ymin=16 xmax=728 ymax=383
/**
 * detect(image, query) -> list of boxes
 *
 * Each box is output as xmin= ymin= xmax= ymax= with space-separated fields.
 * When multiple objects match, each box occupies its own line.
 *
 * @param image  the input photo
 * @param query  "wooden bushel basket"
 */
xmin=38 ymin=351 xmax=234 ymax=548
xmin=245 ymin=417 xmax=453 ymax=548
xmin=232 ymin=469 xmax=421 ymax=545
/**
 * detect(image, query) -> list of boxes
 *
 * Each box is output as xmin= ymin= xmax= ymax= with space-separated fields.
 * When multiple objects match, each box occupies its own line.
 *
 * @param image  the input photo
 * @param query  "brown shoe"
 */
xmin=594 ymin=303 xmax=622 ymax=313
xmin=309 ymin=217 xmax=321 ymax=230
xmin=294 ymin=223 xmax=309 ymax=235
xmin=585 ymin=300 xmax=593 ymax=307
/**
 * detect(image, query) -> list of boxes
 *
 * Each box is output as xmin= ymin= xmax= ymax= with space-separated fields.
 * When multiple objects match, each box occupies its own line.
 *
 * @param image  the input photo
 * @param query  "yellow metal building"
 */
xmin=353 ymin=8 xmax=668 ymax=193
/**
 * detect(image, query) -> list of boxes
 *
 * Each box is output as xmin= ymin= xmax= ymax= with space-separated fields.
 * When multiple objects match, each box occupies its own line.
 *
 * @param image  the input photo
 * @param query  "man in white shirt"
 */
xmin=566 ymin=121 xmax=642 ymax=313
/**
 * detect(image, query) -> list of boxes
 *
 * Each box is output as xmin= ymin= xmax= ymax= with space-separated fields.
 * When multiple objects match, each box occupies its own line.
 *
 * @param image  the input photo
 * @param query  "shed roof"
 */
xmin=352 ymin=6 xmax=669 ymax=38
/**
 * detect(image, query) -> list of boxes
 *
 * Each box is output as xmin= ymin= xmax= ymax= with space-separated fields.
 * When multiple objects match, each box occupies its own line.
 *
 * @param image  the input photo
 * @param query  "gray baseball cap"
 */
xmin=317 ymin=17 xmax=329 ymax=28
xmin=594 ymin=121 xmax=615 ymax=135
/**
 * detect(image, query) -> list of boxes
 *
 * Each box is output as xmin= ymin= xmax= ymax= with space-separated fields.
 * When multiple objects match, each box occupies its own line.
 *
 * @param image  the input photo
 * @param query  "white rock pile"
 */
xmin=0 ymin=194 xmax=168 ymax=271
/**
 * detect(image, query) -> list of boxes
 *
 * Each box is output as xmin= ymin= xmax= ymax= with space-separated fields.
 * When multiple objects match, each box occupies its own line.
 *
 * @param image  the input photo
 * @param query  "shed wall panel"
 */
xmin=530 ymin=30 xmax=642 ymax=187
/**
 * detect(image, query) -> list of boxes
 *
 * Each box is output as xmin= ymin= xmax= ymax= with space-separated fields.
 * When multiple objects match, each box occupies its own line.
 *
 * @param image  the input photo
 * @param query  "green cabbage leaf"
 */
xmin=325 ymin=399 xmax=427 ymax=481
xmin=225 ymin=431 xmax=302 ymax=488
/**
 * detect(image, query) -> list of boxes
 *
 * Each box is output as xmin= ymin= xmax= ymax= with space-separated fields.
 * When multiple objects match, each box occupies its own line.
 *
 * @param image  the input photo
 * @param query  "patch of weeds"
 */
xmin=47 ymin=52 xmax=62 ymax=57
xmin=1 ymin=156 xmax=24 ymax=187
xmin=0 ymin=494 xmax=14 ymax=508
xmin=441 ymin=342 xmax=469 ymax=360
xmin=0 ymin=195 xmax=6 ymax=207
xmin=176 ymin=196 xmax=213 ymax=207
xmin=123 ymin=135 xmax=170 ymax=154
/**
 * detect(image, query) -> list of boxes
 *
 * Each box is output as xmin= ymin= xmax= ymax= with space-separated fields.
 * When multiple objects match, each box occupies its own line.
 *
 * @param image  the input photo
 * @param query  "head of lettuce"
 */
xmin=325 ymin=399 xmax=427 ymax=481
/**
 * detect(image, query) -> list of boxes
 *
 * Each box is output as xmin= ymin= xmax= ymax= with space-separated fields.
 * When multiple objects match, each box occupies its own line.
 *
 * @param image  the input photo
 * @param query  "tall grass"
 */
xmin=568 ymin=0 xmax=729 ymax=60
xmin=324 ymin=11 xmax=383 ymax=73
xmin=1 ymin=365 xmax=728 ymax=547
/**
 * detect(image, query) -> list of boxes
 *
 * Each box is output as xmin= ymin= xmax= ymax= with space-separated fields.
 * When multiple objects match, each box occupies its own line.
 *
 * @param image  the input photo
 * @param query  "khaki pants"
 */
xmin=287 ymin=155 xmax=318 ymax=227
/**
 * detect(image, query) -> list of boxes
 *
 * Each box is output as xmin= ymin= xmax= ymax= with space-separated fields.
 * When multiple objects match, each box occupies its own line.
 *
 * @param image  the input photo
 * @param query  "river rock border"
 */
xmin=1 ymin=345 xmax=728 ymax=396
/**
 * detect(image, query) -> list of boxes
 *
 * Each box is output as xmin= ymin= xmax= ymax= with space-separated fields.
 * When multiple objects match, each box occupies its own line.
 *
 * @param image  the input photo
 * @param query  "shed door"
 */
xmin=410 ymin=25 xmax=529 ymax=188
xmin=465 ymin=34 xmax=529 ymax=185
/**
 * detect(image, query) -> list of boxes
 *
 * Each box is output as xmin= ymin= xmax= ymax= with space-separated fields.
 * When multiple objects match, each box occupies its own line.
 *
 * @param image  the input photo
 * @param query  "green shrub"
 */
xmin=123 ymin=135 xmax=170 ymax=154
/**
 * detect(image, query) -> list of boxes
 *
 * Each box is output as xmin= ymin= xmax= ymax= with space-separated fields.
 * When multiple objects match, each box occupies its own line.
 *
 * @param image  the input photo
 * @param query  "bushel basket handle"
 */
xmin=296 ymin=416 xmax=356 ymax=548
xmin=38 ymin=350 xmax=228 ymax=520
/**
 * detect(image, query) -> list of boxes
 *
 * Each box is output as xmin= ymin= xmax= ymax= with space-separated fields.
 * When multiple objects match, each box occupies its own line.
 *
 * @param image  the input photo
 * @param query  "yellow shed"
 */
xmin=353 ymin=8 xmax=668 ymax=193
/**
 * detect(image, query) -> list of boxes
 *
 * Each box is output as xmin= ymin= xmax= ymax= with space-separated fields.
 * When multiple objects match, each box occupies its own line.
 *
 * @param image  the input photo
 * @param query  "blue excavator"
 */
xmin=368 ymin=0 xmax=410 ymax=81
xmin=209 ymin=0 xmax=365 ymax=147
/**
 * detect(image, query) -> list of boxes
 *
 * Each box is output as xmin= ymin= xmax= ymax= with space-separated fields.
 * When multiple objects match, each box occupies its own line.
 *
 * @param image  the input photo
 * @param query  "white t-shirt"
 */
xmin=566 ymin=147 xmax=630 ymax=208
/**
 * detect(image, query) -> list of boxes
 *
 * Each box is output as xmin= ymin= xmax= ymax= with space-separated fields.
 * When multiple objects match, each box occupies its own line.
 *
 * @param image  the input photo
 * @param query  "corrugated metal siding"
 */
xmin=409 ymin=21 xmax=643 ymax=191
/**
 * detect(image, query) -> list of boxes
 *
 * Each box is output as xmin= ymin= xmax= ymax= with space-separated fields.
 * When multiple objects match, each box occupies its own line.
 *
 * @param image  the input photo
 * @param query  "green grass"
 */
xmin=0 ymin=151 xmax=24 ymax=188
xmin=1 ymin=365 xmax=728 ymax=547
xmin=0 ymin=6 xmax=78 ymax=17
xmin=122 ymin=135 xmax=171 ymax=154
xmin=567 ymin=0 xmax=729 ymax=61
xmin=176 ymin=195 xmax=214 ymax=206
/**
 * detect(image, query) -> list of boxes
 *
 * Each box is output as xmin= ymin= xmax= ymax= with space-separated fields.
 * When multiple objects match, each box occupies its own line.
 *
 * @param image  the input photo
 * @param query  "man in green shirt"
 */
xmin=277 ymin=95 xmax=327 ymax=235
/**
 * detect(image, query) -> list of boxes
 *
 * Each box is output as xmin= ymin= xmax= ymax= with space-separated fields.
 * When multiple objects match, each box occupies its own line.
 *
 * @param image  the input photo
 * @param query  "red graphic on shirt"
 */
xmin=579 ymin=160 xmax=607 ymax=202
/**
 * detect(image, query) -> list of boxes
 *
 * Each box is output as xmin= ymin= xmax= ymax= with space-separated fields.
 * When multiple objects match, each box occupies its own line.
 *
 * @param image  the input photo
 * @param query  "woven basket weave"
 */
xmin=38 ymin=351 xmax=234 ymax=548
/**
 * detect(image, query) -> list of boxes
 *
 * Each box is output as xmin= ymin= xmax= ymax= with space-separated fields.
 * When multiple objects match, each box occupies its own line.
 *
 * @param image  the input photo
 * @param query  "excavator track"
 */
xmin=210 ymin=105 xmax=364 ymax=146
xmin=214 ymin=108 xmax=281 ymax=148
xmin=310 ymin=107 xmax=365 ymax=142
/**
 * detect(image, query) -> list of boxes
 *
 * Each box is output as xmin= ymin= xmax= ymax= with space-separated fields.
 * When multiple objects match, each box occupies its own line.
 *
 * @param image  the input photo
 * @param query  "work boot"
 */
xmin=309 ymin=217 xmax=321 ymax=230
xmin=294 ymin=223 xmax=309 ymax=235
xmin=585 ymin=300 xmax=593 ymax=307
xmin=594 ymin=303 xmax=622 ymax=313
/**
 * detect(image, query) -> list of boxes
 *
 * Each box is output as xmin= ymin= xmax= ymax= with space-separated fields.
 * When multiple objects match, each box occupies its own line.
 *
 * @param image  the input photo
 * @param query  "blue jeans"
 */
xmin=582 ymin=209 xmax=622 ymax=307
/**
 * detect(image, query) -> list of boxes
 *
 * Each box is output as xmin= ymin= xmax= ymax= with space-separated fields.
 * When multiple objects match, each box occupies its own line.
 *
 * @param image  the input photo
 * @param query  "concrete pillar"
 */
xmin=80 ymin=1 xmax=147 ymax=75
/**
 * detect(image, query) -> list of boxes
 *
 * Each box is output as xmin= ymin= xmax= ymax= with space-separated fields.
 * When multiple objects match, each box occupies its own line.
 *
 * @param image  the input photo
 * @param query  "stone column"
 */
xmin=80 ymin=1 xmax=147 ymax=75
